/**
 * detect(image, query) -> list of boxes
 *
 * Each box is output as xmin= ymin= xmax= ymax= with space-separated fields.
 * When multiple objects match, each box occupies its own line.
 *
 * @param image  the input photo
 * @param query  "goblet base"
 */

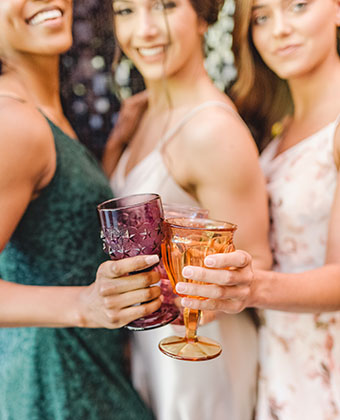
xmin=158 ymin=335 xmax=222 ymax=361
xmin=125 ymin=303 xmax=180 ymax=331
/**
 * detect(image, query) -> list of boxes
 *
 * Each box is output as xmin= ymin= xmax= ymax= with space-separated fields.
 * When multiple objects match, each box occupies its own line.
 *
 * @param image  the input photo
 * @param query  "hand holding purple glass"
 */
xmin=97 ymin=193 xmax=179 ymax=330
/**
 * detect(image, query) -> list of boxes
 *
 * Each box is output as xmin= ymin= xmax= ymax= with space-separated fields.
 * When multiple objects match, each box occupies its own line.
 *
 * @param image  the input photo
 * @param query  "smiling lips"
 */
xmin=138 ymin=46 xmax=166 ymax=57
xmin=28 ymin=9 xmax=63 ymax=26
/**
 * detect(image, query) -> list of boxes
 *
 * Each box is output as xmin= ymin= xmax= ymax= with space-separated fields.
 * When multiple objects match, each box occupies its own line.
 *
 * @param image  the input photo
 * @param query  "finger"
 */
xmin=118 ymin=297 xmax=163 ymax=326
xmin=103 ymin=285 xmax=161 ymax=309
xmin=176 ymin=282 xmax=249 ymax=301
xmin=181 ymin=264 xmax=251 ymax=287
xmin=103 ymin=296 xmax=162 ymax=329
xmin=181 ymin=266 xmax=233 ymax=286
xmin=100 ymin=270 xmax=160 ymax=297
xmin=180 ymin=297 xmax=244 ymax=314
xmin=98 ymin=254 xmax=159 ymax=279
xmin=199 ymin=310 xmax=216 ymax=325
xmin=204 ymin=250 xmax=251 ymax=269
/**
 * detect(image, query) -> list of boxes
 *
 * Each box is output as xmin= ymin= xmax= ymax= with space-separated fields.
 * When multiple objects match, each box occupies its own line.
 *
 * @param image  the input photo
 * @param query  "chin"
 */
xmin=134 ymin=63 xmax=167 ymax=80
xmin=50 ymin=36 xmax=73 ymax=55
xmin=276 ymin=69 xmax=309 ymax=81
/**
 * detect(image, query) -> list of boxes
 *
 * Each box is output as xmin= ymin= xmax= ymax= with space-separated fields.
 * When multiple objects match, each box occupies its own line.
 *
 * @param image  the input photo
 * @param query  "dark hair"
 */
xmin=189 ymin=0 xmax=225 ymax=25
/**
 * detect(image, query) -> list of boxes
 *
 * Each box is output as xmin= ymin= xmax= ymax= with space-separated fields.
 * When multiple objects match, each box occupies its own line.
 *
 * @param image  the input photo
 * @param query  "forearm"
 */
xmin=0 ymin=279 xmax=84 ymax=328
xmin=252 ymin=264 xmax=340 ymax=312
xmin=102 ymin=138 xmax=125 ymax=177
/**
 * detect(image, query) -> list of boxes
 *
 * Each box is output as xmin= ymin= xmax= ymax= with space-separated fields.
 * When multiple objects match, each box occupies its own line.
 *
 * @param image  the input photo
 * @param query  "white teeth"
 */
xmin=29 ymin=9 xmax=62 ymax=26
xmin=139 ymin=47 xmax=164 ymax=57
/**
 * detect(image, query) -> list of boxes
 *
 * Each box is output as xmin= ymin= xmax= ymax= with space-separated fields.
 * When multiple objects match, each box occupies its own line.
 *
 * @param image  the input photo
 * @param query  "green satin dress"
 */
xmin=0 ymin=116 xmax=154 ymax=420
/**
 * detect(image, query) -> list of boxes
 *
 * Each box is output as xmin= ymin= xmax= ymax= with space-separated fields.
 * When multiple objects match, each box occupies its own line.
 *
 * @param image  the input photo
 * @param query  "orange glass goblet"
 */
xmin=159 ymin=217 xmax=237 ymax=361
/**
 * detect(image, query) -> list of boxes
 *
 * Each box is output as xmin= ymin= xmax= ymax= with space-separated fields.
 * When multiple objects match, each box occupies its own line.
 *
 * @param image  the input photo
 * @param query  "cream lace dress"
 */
xmin=258 ymin=116 xmax=340 ymax=420
xmin=111 ymin=101 xmax=258 ymax=420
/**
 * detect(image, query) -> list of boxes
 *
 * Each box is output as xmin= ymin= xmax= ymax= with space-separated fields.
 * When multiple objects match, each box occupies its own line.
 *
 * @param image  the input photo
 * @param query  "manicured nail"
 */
xmin=181 ymin=298 xmax=192 ymax=308
xmin=182 ymin=267 xmax=193 ymax=278
xmin=145 ymin=255 xmax=159 ymax=265
xmin=205 ymin=257 xmax=215 ymax=267
xmin=176 ymin=283 xmax=187 ymax=293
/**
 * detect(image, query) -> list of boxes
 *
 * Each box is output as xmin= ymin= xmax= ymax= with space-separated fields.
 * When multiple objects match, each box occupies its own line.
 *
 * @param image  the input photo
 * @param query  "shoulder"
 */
xmin=169 ymin=100 xmax=261 ymax=191
xmin=179 ymin=100 xmax=258 ymax=161
xmin=0 ymin=99 xmax=53 ymax=153
xmin=0 ymin=99 xmax=54 ymax=184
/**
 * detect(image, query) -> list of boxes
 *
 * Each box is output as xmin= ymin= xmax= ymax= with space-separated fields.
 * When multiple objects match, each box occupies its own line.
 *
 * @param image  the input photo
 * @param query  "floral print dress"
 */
xmin=258 ymin=116 xmax=340 ymax=420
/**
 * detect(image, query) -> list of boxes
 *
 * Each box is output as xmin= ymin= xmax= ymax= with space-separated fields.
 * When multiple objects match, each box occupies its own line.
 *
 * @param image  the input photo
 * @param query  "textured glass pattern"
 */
xmin=98 ymin=194 xmax=180 ymax=330
xmin=98 ymin=194 xmax=164 ymax=260
xmin=159 ymin=218 xmax=237 ymax=361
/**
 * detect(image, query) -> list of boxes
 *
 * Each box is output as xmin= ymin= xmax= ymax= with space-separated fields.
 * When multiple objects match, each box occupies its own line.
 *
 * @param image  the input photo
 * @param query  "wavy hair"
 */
xmin=230 ymin=0 xmax=340 ymax=149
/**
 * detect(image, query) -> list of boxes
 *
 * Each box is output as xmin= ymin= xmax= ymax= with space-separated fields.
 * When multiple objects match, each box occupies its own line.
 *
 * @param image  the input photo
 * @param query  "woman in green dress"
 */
xmin=0 ymin=1 xmax=160 ymax=418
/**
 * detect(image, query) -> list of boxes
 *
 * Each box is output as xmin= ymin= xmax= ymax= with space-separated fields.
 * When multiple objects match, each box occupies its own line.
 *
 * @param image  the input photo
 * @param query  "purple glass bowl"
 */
xmin=97 ymin=193 xmax=164 ymax=260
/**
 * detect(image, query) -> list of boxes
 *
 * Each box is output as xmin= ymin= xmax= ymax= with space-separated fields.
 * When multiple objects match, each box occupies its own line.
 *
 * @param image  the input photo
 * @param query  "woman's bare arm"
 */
xmin=174 ymin=123 xmax=340 ymax=314
xmin=0 ymin=103 xmax=161 ymax=328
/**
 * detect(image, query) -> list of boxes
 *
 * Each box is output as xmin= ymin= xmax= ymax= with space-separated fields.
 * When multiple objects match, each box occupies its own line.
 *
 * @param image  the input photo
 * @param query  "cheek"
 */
xmin=251 ymin=29 xmax=268 ymax=59
xmin=114 ymin=23 xmax=130 ymax=51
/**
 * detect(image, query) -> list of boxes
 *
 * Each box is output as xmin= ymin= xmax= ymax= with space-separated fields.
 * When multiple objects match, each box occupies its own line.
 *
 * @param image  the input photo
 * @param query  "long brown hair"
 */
xmin=231 ymin=0 xmax=340 ymax=149
xmin=230 ymin=0 xmax=292 ymax=149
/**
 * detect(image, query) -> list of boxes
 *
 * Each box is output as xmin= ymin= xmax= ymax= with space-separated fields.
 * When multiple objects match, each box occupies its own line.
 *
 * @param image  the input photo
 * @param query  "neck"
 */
xmin=144 ymin=52 xmax=210 ymax=111
xmin=288 ymin=52 xmax=340 ymax=121
xmin=1 ymin=54 xmax=62 ymax=112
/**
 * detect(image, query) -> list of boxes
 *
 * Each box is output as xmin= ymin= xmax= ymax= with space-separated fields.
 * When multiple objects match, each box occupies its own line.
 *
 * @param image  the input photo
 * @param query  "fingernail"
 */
xmin=181 ymin=298 xmax=191 ymax=307
xmin=205 ymin=257 xmax=215 ymax=267
xmin=182 ymin=267 xmax=193 ymax=278
xmin=176 ymin=283 xmax=187 ymax=293
xmin=145 ymin=255 xmax=159 ymax=265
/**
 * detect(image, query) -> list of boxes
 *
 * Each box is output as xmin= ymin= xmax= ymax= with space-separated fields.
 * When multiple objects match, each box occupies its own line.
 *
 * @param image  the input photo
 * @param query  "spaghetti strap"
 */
xmin=156 ymin=100 xmax=241 ymax=150
xmin=332 ymin=113 xmax=340 ymax=141
xmin=0 ymin=94 xmax=26 ymax=103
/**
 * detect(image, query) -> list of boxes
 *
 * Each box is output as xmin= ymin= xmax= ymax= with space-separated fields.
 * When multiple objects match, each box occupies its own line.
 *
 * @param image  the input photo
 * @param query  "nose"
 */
xmin=136 ymin=9 xmax=159 ymax=39
xmin=272 ymin=10 xmax=293 ymax=37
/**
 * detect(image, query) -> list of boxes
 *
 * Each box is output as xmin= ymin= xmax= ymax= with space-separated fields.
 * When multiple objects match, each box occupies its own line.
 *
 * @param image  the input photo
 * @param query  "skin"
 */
xmin=176 ymin=0 xmax=340 ymax=314
xmin=102 ymin=90 xmax=149 ymax=176
xmin=104 ymin=0 xmax=272 ymax=279
xmin=0 ymin=0 xmax=161 ymax=328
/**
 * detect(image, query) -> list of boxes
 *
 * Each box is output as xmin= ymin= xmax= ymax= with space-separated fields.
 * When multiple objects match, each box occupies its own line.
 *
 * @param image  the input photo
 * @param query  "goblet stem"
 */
xmin=184 ymin=307 xmax=201 ymax=343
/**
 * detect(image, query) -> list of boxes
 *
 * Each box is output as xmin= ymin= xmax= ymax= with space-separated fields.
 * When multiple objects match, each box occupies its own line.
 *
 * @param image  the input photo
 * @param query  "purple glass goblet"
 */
xmin=97 ymin=193 xmax=179 ymax=331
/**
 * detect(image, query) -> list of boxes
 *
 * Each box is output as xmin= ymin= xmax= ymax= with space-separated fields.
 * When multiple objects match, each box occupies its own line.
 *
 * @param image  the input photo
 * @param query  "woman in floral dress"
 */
xmin=176 ymin=1 xmax=340 ymax=419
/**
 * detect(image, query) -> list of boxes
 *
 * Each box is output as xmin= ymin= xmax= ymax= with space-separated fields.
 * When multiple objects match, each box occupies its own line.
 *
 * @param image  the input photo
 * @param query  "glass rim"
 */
xmin=163 ymin=203 xmax=204 ymax=211
xmin=164 ymin=217 xmax=237 ymax=232
xmin=97 ymin=193 xmax=161 ymax=212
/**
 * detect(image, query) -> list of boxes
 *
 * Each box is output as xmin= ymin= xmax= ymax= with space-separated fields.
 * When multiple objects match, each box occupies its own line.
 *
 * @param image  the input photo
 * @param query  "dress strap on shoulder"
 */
xmin=156 ymin=100 xmax=240 ymax=150
xmin=0 ymin=94 xmax=26 ymax=103
xmin=335 ymin=113 xmax=340 ymax=125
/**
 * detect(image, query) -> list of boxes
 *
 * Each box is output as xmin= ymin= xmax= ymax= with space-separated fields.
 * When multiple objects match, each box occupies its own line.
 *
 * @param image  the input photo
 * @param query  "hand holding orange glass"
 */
xmin=159 ymin=217 xmax=237 ymax=361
